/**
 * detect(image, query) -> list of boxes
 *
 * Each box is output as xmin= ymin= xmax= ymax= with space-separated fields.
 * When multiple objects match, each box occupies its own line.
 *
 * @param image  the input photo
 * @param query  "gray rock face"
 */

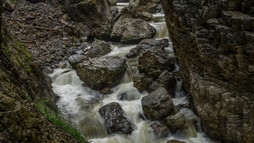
xmin=119 ymin=7 xmax=153 ymax=21
xmin=84 ymin=40 xmax=111 ymax=58
xmin=68 ymin=54 xmax=86 ymax=67
xmin=99 ymin=102 xmax=135 ymax=135
xmin=165 ymin=112 xmax=186 ymax=132
xmin=111 ymin=17 xmax=156 ymax=44
xmin=130 ymin=39 xmax=176 ymax=93
xmin=126 ymin=39 xmax=169 ymax=58
xmin=148 ymin=70 xmax=176 ymax=94
xmin=138 ymin=48 xmax=175 ymax=78
xmin=129 ymin=0 xmax=162 ymax=13
xmin=141 ymin=87 xmax=175 ymax=120
xmin=133 ymin=73 xmax=153 ymax=92
xmin=150 ymin=122 xmax=170 ymax=138
xmin=76 ymin=56 xmax=127 ymax=90
xmin=162 ymin=0 xmax=254 ymax=142
xmin=64 ymin=0 xmax=113 ymax=39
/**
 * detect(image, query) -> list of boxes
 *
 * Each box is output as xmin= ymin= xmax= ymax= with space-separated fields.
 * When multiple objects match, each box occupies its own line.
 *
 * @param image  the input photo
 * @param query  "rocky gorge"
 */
xmin=0 ymin=0 xmax=253 ymax=143
xmin=161 ymin=0 xmax=254 ymax=142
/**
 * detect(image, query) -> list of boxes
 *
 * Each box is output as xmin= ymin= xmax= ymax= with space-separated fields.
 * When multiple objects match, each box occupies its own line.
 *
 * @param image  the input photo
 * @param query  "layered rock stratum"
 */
xmin=162 ymin=0 xmax=254 ymax=142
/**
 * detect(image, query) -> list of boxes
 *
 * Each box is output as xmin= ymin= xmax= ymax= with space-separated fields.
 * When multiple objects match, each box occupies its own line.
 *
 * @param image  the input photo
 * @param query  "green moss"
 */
xmin=16 ymin=41 xmax=32 ymax=59
xmin=10 ymin=0 xmax=17 ymax=4
xmin=35 ymin=100 xmax=87 ymax=143
xmin=26 ymin=68 xmax=32 ymax=73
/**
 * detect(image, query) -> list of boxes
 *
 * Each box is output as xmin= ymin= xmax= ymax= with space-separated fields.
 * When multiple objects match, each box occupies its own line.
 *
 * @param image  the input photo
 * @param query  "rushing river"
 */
xmin=49 ymin=3 xmax=214 ymax=143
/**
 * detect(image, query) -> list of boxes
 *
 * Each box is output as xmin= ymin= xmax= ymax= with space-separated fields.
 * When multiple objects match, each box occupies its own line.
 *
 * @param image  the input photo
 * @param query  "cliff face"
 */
xmin=0 ymin=2 xmax=79 ymax=142
xmin=161 ymin=0 xmax=254 ymax=142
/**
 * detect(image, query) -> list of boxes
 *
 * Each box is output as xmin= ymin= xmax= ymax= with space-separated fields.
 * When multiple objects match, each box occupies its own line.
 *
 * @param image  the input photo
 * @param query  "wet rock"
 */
xmin=167 ymin=140 xmax=186 ymax=143
xmin=117 ymin=89 xmax=141 ymax=101
xmin=141 ymin=12 xmax=153 ymax=21
xmin=133 ymin=73 xmax=153 ymax=92
xmin=129 ymin=0 xmax=162 ymax=13
xmin=64 ymin=0 xmax=113 ymax=39
xmin=141 ymin=87 xmax=175 ymax=120
xmin=150 ymin=122 xmax=170 ymax=138
xmin=148 ymin=70 xmax=176 ymax=93
xmin=109 ymin=0 xmax=117 ymax=6
xmin=111 ymin=7 xmax=119 ymax=20
xmin=84 ymin=40 xmax=112 ymax=58
xmin=119 ymin=7 xmax=153 ymax=21
xmin=111 ymin=17 xmax=156 ymax=44
xmin=138 ymin=48 xmax=175 ymax=78
xmin=166 ymin=112 xmax=186 ymax=132
xmin=3 ymin=0 xmax=16 ymax=12
xmin=139 ymin=112 xmax=146 ymax=120
xmin=76 ymin=56 xmax=127 ymax=90
xmin=68 ymin=54 xmax=86 ymax=67
xmin=100 ymin=87 xmax=113 ymax=95
xmin=175 ymin=103 xmax=190 ymax=113
xmin=126 ymin=39 xmax=169 ymax=58
xmin=99 ymin=102 xmax=135 ymax=135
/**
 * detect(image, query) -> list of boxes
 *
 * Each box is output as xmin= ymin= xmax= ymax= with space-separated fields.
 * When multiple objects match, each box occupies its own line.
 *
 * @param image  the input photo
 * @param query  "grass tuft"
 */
xmin=35 ymin=100 xmax=87 ymax=143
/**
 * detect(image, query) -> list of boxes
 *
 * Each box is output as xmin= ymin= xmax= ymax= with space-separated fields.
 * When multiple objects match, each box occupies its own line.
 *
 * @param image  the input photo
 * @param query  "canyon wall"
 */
xmin=0 ymin=1 xmax=80 ymax=142
xmin=162 ymin=0 xmax=254 ymax=142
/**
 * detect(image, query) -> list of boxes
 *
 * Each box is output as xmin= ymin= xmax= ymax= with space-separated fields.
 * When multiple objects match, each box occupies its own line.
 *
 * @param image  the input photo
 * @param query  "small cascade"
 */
xmin=152 ymin=13 xmax=166 ymax=22
xmin=50 ymin=69 xmax=107 ymax=139
xmin=149 ymin=22 xmax=169 ymax=39
xmin=149 ymin=13 xmax=169 ymax=39
xmin=49 ymin=8 xmax=214 ymax=142
xmin=175 ymin=78 xmax=185 ymax=98
xmin=116 ymin=3 xmax=129 ymax=11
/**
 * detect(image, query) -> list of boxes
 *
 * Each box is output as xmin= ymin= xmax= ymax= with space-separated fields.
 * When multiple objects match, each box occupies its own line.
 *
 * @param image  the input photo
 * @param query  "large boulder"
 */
xmin=111 ymin=17 xmax=156 ymax=44
xmin=64 ymin=0 xmax=113 ymax=39
xmin=68 ymin=54 xmax=86 ymax=67
xmin=165 ymin=112 xmax=186 ymax=132
xmin=148 ymin=70 xmax=176 ymax=94
xmin=138 ymin=48 xmax=175 ymax=78
xmin=84 ymin=40 xmax=111 ymax=58
xmin=126 ymin=39 xmax=169 ymax=58
xmin=99 ymin=102 xmax=135 ymax=135
xmin=141 ymin=87 xmax=175 ymax=120
xmin=76 ymin=56 xmax=127 ymax=90
xmin=133 ymin=73 xmax=153 ymax=92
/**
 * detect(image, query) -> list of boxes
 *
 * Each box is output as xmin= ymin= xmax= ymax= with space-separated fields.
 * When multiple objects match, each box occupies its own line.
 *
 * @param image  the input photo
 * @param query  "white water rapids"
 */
xmin=49 ymin=3 xmax=214 ymax=143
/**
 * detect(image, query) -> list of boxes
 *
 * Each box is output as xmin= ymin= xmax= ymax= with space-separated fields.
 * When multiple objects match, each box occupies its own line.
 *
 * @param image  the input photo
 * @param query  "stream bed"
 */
xmin=49 ymin=3 xmax=214 ymax=143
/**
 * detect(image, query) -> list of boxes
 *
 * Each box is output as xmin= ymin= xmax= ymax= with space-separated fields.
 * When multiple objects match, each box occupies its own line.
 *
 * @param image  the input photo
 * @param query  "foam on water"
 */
xmin=50 ymin=43 xmax=214 ymax=143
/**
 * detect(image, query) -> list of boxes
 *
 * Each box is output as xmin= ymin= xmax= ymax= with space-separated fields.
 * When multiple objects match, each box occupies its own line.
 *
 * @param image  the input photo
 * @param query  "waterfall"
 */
xmin=175 ymin=78 xmax=185 ymax=98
